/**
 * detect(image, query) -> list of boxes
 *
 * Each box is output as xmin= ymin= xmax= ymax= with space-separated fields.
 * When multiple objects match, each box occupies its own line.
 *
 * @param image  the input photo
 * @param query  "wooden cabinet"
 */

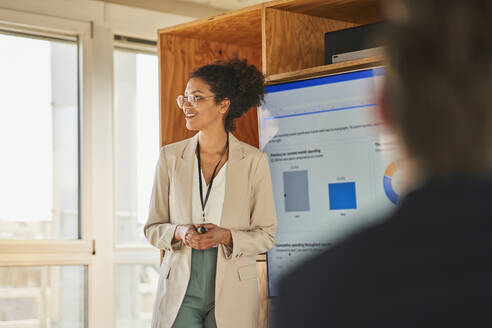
xmin=158 ymin=0 xmax=384 ymax=147
xmin=157 ymin=1 xmax=384 ymax=326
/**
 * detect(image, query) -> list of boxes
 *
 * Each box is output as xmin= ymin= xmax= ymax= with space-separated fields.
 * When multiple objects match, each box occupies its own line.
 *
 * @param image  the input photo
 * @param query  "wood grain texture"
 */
xmin=267 ymin=0 xmax=384 ymax=24
xmin=265 ymin=55 xmax=385 ymax=83
xmin=261 ymin=6 xmax=268 ymax=74
xmin=256 ymin=260 xmax=269 ymax=328
xmin=264 ymin=8 xmax=357 ymax=76
xmin=159 ymin=34 xmax=261 ymax=147
xmin=158 ymin=6 xmax=262 ymax=48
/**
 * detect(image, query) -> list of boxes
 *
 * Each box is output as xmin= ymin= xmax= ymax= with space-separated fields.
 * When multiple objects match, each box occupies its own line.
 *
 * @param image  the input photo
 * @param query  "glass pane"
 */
xmin=115 ymin=264 xmax=159 ymax=327
xmin=114 ymin=49 xmax=159 ymax=246
xmin=0 ymin=265 xmax=87 ymax=327
xmin=0 ymin=32 xmax=79 ymax=240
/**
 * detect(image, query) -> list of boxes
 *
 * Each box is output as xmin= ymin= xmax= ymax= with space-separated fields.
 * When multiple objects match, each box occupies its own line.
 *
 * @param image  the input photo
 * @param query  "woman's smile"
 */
xmin=185 ymin=112 xmax=197 ymax=120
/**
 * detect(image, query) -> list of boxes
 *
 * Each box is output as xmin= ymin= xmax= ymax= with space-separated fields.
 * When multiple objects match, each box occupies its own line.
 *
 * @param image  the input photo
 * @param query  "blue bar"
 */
xmin=264 ymin=103 xmax=376 ymax=121
xmin=329 ymin=182 xmax=357 ymax=210
xmin=266 ymin=68 xmax=385 ymax=93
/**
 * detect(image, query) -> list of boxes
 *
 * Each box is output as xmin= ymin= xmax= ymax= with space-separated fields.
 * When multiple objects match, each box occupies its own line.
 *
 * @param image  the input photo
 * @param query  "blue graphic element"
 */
xmin=264 ymin=103 xmax=376 ymax=121
xmin=383 ymin=176 xmax=399 ymax=205
xmin=383 ymin=160 xmax=402 ymax=205
xmin=266 ymin=68 xmax=386 ymax=93
xmin=328 ymin=182 xmax=357 ymax=210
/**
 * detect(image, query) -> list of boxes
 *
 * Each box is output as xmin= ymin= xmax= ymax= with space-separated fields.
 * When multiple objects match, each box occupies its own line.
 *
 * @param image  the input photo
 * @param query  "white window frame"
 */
xmin=0 ymin=7 xmax=114 ymax=328
xmin=112 ymin=42 xmax=161 ymax=326
xmin=0 ymin=8 xmax=94 ymax=261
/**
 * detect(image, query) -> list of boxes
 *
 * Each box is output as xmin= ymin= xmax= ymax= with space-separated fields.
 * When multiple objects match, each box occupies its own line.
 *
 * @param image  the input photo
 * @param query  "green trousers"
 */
xmin=172 ymin=248 xmax=218 ymax=328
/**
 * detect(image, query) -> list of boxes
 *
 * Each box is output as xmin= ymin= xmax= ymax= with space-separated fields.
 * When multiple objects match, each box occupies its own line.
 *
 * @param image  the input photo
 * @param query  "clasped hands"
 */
xmin=174 ymin=223 xmax=232 ymax=250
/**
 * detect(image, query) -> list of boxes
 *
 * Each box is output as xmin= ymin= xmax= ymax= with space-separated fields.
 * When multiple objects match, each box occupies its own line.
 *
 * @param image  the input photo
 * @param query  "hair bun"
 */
xmin=227 ymin=57 xmax=264 ymax=98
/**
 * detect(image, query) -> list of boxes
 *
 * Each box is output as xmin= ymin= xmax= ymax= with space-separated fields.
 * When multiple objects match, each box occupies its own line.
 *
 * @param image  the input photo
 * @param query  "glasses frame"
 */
xmin=176 ymin=94 xmax=215 ymax=108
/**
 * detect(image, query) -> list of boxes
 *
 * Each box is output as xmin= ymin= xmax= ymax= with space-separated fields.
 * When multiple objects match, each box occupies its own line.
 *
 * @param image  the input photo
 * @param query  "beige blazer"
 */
xmin=144 ymin=133 xmax=277 ymax=328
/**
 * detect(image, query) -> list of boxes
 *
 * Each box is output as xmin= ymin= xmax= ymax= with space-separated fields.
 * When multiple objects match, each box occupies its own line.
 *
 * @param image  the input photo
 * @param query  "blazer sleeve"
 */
xmin=221 ymin=152 xmax=277 ymax=260
xmin=143 ymin=147 xmax=184 ymax=253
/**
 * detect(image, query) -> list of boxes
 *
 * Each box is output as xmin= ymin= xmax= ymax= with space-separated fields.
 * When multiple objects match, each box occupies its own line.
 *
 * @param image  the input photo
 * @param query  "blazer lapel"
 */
xmin=174 ymin=133 xmax=198 ymax=223
xmin=221 ymin=133 xmax=249 ymax=229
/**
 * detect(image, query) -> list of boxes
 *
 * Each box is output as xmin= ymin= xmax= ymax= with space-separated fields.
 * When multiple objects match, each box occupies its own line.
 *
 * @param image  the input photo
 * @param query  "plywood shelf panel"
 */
xmin=158 ymin=6 xmax=262 ymax=48
xmin=265 ymin=55 xmax=384 ymax=84
xmin=267 ymin=0 xmax=384 ymax=24
xmin=157 ymin=0 xmax=383 ymax=49
xmin=263 ymin=7 xmax=357 ymax=75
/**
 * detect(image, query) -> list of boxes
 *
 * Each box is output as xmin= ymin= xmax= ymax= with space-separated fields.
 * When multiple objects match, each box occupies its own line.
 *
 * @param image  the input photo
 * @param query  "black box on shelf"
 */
xmin=325 ymin=22 xmax=387 ymax=65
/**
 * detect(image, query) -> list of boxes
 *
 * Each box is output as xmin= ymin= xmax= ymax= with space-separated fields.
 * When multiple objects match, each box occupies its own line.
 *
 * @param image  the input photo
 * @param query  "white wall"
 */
xmin=0 ymin=0 xmax=197 ymax=41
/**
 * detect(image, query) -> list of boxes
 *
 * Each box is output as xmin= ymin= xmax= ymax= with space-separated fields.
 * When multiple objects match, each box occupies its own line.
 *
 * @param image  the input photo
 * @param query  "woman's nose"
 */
xmin=183 ymin=101 xmax=193 ymax=111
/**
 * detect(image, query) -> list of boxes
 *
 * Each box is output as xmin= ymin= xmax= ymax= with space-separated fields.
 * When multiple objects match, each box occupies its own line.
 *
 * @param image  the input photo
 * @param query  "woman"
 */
xmin=144 ymin=58 xmax=277 ymax=328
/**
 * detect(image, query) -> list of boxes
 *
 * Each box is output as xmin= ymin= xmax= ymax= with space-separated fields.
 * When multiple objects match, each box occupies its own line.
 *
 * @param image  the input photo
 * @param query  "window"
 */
xmin=113 ymin=41 xmax=161 ymax=328
xmin=0 ymin=22 xmax=90 ymax=327
xmin=0 ymin=20 xmax=162 ymax=328
xmin=115 ymin=264 xmax=158 ymax=328
xmin=114 ymin=48 xmax=159 ymax=246
xmin=0 ymin=31 xmax=79 ymax=240
xmin=0 ymin=266 xmax=87 ymax=327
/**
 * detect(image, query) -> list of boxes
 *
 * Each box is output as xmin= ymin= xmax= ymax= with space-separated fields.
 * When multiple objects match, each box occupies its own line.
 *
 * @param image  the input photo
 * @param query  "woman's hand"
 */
xmin=186 ymin=223 xmax=232 ymax=250
xmin=173 ymin=224 xmax=198 ymax=247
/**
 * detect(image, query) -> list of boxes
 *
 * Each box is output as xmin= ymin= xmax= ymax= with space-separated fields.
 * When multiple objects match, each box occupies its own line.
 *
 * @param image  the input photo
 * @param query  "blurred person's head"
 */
xmin=381 ymin=0 xmax=492 ymax=181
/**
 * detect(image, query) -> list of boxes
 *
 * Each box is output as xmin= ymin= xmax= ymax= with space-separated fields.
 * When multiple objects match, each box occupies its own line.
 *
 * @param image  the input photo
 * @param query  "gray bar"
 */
xmin=283 ymin=170 xmax=310 ymax=212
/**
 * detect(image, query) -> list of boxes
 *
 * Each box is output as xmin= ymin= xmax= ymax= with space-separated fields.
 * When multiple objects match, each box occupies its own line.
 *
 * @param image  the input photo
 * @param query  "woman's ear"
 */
xmin=219 ymin=98 xmax=231 ymax=115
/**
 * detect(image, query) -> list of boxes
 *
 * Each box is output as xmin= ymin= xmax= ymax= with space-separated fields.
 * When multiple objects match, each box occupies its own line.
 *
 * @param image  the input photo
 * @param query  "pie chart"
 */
xmin=383 ymin=160 xmax=403 ymax=205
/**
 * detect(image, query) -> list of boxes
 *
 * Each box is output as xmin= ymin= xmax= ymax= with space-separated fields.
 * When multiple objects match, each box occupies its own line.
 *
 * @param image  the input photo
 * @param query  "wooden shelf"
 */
xmin=157 ymin=0 xmax=385 ymax=147
xmin=266 ymin=0 xmax=383 ymax=24
xmin=158 ymin=0 xmax=384 ymax=43
xmin=265 ymin=55 xmax=384 ymax=84
xmin=158 ymin=5 xmax=263 ymax=48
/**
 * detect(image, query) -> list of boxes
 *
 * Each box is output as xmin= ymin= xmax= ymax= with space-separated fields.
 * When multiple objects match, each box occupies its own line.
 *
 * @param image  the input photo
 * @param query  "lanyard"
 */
xmin=196 ymin=138 xmax=228 ymax=219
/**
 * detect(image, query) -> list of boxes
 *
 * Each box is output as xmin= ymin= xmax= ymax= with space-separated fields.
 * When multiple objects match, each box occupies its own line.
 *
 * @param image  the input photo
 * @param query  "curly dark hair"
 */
xmin=190 ymin=57 xmax=265 ymax=132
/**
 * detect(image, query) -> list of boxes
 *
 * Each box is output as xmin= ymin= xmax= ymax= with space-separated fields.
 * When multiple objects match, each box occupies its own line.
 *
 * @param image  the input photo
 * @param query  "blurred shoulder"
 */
xmin=279 ymin=217 xmax=400 ymax=294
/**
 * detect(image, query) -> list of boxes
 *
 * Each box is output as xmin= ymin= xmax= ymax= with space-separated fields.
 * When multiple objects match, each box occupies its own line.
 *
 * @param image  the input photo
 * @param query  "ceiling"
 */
xmin=98 ymin=0 xmax=268 ymax=18
xmin=175 ymin=0 xmax=268 ymax=11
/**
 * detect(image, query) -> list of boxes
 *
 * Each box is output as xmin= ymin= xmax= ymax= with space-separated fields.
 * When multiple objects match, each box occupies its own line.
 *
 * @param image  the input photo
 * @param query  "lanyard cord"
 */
xmin=196 ymin=136 xmax=229 ymax=219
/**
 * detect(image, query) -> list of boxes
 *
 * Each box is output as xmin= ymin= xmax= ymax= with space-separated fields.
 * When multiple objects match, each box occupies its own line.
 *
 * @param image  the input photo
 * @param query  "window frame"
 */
xmin=0 ymin=7 xmax=93 ymax=260
xmin=113 ymin=44 xmax=159 ymax=251
xmin=0 ymin=7 xmax=109 ymax=328
xmin=112 ymin=42 xmax=161 ymax=326
xmin=0 ymin=6 xmax=167 ymax=327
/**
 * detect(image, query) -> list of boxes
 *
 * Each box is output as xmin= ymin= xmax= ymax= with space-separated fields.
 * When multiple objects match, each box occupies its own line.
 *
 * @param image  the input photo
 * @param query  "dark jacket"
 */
xmin=274 ymin=178 xmax=492 ymax=327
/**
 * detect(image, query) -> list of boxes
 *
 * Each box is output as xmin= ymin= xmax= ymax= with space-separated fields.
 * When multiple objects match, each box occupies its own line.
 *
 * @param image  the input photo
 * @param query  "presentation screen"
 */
xmin=259 ymin=68 xmax=404 ymax=297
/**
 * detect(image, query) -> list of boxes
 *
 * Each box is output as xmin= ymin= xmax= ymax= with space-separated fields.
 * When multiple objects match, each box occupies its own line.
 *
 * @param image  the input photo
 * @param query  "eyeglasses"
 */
xmin=176 ymin=94 xmax=214 ymax=108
